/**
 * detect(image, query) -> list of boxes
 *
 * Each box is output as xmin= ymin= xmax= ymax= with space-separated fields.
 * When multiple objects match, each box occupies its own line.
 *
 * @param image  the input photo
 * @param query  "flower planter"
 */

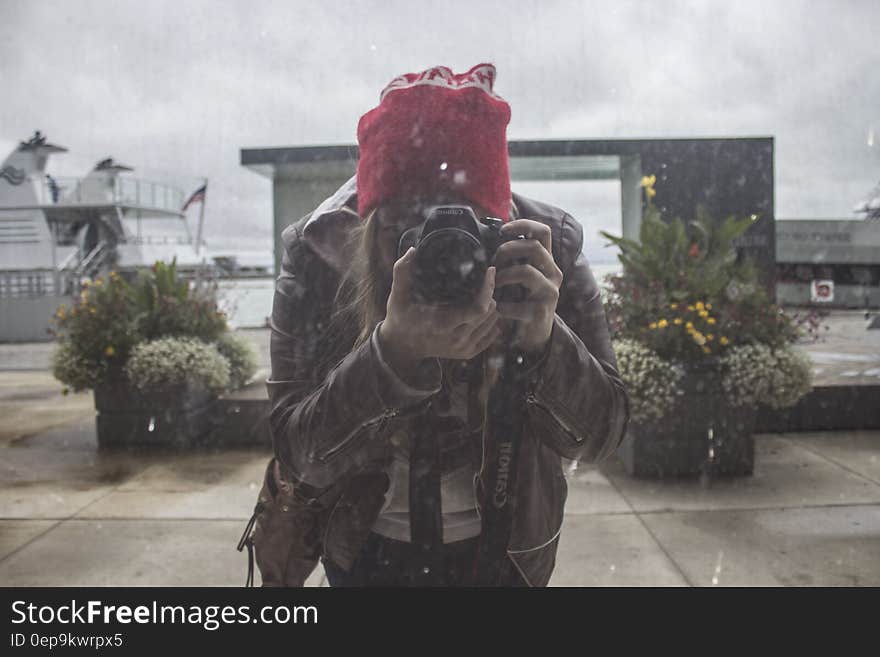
xmin=93 ymin=377 xmax=217 ymax=448
xmin=617 ymin=365 xmax=756 ymax=478
xmin=601 ymin=189 xmax=812 ymax=478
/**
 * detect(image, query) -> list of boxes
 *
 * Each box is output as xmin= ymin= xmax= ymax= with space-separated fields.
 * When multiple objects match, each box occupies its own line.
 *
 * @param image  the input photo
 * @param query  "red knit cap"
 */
xmin=356 ymin=63 xmax=512 ymax=221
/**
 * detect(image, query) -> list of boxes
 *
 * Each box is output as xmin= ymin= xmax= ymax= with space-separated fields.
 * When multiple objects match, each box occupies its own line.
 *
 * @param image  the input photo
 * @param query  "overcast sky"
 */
xmin=2 ymin=0 xmax=878 ymax=258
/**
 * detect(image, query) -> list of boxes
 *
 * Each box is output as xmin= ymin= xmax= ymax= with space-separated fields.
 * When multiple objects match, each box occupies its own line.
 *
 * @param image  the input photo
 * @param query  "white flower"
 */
xmin=124 ymin=337 xmax=230 ymax=393
xmin=612 ymin=339 xmax=683 ymax=424
xmin=719 ymin=343 xmax=813 ymax=409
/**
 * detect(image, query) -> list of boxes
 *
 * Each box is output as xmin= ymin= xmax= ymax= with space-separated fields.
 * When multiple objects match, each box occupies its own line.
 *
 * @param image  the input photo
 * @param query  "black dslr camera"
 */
xmin=397 ymin=205 xmax=528 ymax=305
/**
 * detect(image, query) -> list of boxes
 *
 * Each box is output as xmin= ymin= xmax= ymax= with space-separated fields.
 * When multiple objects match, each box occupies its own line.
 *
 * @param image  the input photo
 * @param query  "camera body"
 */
xmin=397 ymin=205 xmax=527 ymax=305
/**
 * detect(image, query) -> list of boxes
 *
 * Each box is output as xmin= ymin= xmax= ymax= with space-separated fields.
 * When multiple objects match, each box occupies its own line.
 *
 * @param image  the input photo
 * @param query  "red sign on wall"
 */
xmin=810 ymin=279 xmax=835 ymax=303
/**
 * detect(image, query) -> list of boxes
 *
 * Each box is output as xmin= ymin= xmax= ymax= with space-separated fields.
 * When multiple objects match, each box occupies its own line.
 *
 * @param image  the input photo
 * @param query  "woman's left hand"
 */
xmin=492 ymin=218 xmax=564 ymax=354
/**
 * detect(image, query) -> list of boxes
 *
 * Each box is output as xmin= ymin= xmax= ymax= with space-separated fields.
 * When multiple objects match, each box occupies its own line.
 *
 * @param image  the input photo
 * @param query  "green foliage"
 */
xmin=124 ymin=337 xmax=230 ymax=393
xmin=215 ymin=331 xmax=260 ymax=389
xmin=130 ymin=258 xmax=227 ymax=342
xmin=603 ymin=175 xmax=812 ymax=416
xmin=603 ymin=204 xmax=754 ymax=301
xmin=49 ymin=271 xmax=140 ymax=388
xmin=50 ymin=259 xmax=246 ymax=392
xmin=602 ymin=197 xmax=801 ymax=364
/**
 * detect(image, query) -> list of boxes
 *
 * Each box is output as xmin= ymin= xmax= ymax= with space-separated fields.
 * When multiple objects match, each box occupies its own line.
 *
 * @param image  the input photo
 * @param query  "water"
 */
xmin=216 ymin=278 xmax=275 ymax=329
xmin=590 ymin=262 xmax=622 ymax=284
xmin=214 ymin=263 xmax=621 ymax=330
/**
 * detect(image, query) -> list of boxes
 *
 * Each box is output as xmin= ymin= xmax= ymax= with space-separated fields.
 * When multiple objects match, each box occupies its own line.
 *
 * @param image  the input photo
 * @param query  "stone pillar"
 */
xmin=620 ymin=154 xmax=643 ymax=242
xmin=271 ymin=176 xmax=351 ymax=278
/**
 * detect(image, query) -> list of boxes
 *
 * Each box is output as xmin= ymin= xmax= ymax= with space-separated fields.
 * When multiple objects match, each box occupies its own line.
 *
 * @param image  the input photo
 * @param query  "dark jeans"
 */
xmin=322 ymin=531 xmax=528 ymax=587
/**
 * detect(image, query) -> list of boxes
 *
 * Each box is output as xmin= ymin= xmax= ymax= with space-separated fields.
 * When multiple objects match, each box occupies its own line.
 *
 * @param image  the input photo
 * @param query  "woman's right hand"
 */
xmin=377 ymin=247 xmax=501 ymax=382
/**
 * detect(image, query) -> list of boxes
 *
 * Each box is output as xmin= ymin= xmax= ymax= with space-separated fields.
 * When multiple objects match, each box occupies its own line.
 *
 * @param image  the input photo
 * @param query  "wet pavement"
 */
xmin=1 ymin=317 xmax=878 ymax=586
xmin=0 ymin=413 xmax=877 ymax=587
xmin=800 ymin=311 xmax=880 ymax=386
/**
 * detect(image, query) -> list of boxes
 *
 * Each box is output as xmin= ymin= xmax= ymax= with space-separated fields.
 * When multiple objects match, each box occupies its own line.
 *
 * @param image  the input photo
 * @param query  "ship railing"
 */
xmin=127 ymin=235 xmax=195 ymax=246
xmin=57 ymin=249 xmax=80 ymax=272
xmin=0 ymin=236 xmax=105 ymax=298
xmin=37 ymin=176 xmax=186 ymax=214
xmin=74 ymin=241 xmax=110 ymax=278
xmin=0 ymin=269 xmax=67 ymax=298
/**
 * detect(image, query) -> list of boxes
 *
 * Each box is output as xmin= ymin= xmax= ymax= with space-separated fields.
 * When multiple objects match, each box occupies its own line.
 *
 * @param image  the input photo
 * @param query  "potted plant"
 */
xmin=50 ymin=259 xmax=258 ymax=447
xmin=601 ymin=176 xmax=813 ymax=478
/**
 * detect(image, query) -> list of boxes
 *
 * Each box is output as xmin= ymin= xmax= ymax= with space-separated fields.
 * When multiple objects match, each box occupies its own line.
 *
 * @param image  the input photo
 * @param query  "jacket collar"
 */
xmin=301 ymin=175 xmax=360 ymax=273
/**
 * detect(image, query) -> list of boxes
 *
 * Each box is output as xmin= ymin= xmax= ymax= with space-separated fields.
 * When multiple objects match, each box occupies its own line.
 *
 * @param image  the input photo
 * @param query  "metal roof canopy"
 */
xmin=241 ymin=137 xmax=776 ymax=295
xmin=240 ymin=137 xmax=773 ymax=180
xmin=241 ymin=142 xmax=622 ymax=182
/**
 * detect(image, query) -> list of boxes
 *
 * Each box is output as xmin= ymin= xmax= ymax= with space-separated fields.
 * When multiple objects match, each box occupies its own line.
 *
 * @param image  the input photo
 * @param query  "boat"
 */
xmin=0 ymin=131 xmax=216 ymax=341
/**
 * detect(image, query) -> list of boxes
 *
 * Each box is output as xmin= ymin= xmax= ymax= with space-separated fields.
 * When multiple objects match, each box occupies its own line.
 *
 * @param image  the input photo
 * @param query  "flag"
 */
xmin=182 ymin=184 xmax=207 ymax=212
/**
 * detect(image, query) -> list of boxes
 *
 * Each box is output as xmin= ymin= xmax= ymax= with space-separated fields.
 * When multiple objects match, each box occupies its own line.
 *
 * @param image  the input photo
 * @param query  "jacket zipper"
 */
xmin=311 ymin=407 xmax=402 ymax=463
xmin=525 ymin=392 xmax=586 ymax=445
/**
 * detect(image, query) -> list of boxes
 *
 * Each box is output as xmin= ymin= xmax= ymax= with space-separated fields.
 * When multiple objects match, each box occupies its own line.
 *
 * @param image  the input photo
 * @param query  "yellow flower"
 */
xmin=720 ymin=336 xmax=730 ymax=346
xmin=699 ymin=310 xmax=709 ymax=318
xmin=670 ymin=303 xmax=678 ymax=310
xmin=657 ymin=319 xmax=668 ymax=328
xmin=705 ymin=303 xmax=712 ymax=310
xmin=104 ymin=345 xmax=115 ymax=357
xmin=649 ymin=322 xmax=658 ymax=330
xmin=685 ymin=321 xmax=694 ymax=330
xmin=707 ymin=317 xmax=717 ymax=325
xmin=646 ymin=187 xmax=656 ymax=199
xmin=640 ymin=175 xmax=657 ymax=188
xmin=702 ymin=346 xmax=711 ymax=354
xmin=82 ymin=280 xmax=91 ymax=287
xmin=707 ymin=334 xmax=714 ymax=341
xmin=674 ymin=318 xmax=683 ymax=325
xmin=695 ymin=301 xmax=705 ymax=311
xmin=687 ymin=305 xmax=695 ymax=312
xmin=692 ymin=331 xmax=706 ymax=346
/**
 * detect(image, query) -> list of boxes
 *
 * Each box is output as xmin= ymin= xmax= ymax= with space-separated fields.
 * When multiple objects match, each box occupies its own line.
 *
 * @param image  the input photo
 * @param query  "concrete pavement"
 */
xmin=1 ymin=414 xmax=878 ymax=586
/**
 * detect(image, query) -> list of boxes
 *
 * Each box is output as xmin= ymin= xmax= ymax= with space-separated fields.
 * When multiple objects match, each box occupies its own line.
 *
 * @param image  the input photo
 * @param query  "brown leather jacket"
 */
xmin=257 ymin=184 xmax=629 ymax=587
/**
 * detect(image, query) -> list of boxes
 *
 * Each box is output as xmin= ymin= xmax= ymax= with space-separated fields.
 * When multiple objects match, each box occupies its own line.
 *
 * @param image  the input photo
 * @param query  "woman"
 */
xmin=243 ymin=63 xmax=629 ymax=587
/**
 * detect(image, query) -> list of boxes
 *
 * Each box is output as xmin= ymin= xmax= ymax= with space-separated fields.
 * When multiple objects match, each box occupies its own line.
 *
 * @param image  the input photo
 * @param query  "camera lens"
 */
xmin=414 ymin=228 xmax=488 ymax=304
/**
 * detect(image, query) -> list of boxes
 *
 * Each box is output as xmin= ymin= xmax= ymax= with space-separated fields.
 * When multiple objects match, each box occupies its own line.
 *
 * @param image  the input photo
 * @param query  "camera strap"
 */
xmin=408 ymin=401 xmax=444 ymax=578
xmin=471 ymin=348 xmax=530 ymax=586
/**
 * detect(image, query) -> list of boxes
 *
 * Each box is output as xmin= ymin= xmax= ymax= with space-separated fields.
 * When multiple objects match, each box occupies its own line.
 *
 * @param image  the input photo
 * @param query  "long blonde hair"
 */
xmin=332 ymin=208 xmax=392 ymax=348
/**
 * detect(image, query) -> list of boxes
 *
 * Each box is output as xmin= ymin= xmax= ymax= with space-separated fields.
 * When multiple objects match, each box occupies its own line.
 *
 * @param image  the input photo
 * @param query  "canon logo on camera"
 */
xmin=435 ymin=207 xmax=466 ymax=215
